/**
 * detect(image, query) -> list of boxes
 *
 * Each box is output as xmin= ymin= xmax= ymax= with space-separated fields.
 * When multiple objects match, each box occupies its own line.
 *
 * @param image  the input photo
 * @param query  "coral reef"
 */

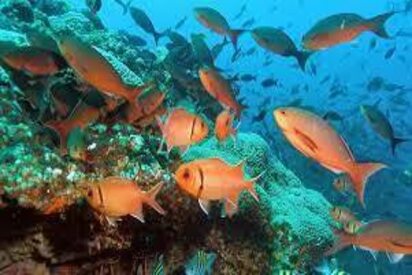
xmin=0 ymin=1 xmax=334 ymax=273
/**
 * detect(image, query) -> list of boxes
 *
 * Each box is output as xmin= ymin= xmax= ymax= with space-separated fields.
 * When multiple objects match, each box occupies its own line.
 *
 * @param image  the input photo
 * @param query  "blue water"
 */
xmin=29 ymin=0 xmax=412 ymax=273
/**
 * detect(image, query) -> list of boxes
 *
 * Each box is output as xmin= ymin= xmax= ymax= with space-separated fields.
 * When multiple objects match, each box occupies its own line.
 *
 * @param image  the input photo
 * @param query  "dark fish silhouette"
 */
xmin=174 ymin=16 xmax=187 ymax=29
xmin=360 ymin=104 xmax=409 ymax=155
xmin=130 ymin=7 xmax=164 ymax=45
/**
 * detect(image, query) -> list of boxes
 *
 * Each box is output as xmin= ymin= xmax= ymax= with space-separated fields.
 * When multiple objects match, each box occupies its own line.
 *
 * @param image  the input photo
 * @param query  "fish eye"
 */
xmin=183 ymin=169 xmax=191 ymax=180
xmin=280 ymin=110 xmax=286 ymax=115
xmin=87 ymin=189 xmax=93 ymax=197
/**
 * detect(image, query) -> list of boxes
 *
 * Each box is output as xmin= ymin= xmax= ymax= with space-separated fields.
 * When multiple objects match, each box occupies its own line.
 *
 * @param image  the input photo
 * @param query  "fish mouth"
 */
xmin=273 ymin=109 xmax=289 ymax=129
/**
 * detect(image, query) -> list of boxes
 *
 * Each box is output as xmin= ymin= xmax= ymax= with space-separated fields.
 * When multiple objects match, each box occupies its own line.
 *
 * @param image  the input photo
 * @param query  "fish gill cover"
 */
xmin=0 ymin=0 xmax=411 ymax=274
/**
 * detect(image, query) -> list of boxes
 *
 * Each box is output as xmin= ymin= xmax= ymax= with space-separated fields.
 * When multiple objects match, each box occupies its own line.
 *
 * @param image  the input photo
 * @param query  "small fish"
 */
xmin=56 ymin=34 xmax=149 ymax=122
xmin=215 ymin=110 xmax=236 ymax=142
xmin=199 ymin=67 xmax=244 ymax=117
xmin=384 ymin=46 xmax=396 ymax=59
xmin=244 ymin=47 xmax=257 ymax=56
xmin=67 ymin=127 xmax=88 ymax=162
xmin=119 ymin=30 xmax=147 ymax=46
xmin=252 ymin=109 xmax=266 ymax=123
xmin=261 ymin=78 xmax=278 ymax=88
xmin=46 ymin=101 xmax=100 ymax=154
xmin=330 ymin=206 xmax=358 ymax=225
xmin=185 ymin=250 xmax=217 ymax=275
xmin=274 ymin=107 xmax=386 ymax=206
xmin=333 ymin=175 xmax=352 ymax=193
xmin=175 ymin=16 xmax=188 ymax=30
xmin=369 ymin=38 xmax=377 ymax=51
xmin=211 ymin=37 xmax=230 ymax=60
xmin=232 ymin=3 xmax=247 ymax=20
xmin=174 ymin=157 xmax=260 ymax=217
xmin=241 ymin=18 xmax=255 ymax=28
xmin=319 ymin=75 xmax=331 ymax=85
xmin=360 ymin=104 xmax=409 ymax=154
xmin=303 ymin=12 xmax=394 ymax=50
xmin=194 ymin=7 xmax=245 ymax=50
xmin=85 ymin=0 xmax=101 ymax=14
xmin=85 ymin=177 xmax=166 ymax=224
xmin=130 ymin=7 xmax=163 ymax=45
xmin=157 ymin=108 xmax=209 ymax=153
xmin=114 ymin=0 xmax=133 ymax=15
xmin=239 ymin=74 xmax=256 ymax=82
xmin=323 ymin=111 xmax=343 ymax=121
xmin=252 ymin=27 xmax=312 ymax=70
xmin=328 ymin=220 xmax=412 ymax=263
xmin=1 ymin=46 xmax=66 ymax=76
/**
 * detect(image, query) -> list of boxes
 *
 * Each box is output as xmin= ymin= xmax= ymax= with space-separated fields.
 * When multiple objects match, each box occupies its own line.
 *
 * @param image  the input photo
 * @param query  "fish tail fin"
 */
xmin=369 ymin=12 xmax=395 ymax=38
xmin=348 ymin=162 xmax=387 ymax=207
xmin=45 ymin=120 xmax=69 ymax=154
xmin=153 ymin=31 xmax=165 ymax=46
xmin=228 ymin=29 xmax=246 ymax=50
xmin=295 ymin=51 xmax=313 ymax=71
xmin=391 ymin=137 xmax=409 ymax=155
xmin=325 ymin=230 xmax=353 ymax=257
xmin=123 ymin=0 xmax=133 ymax=14
xmin=144 ymin=182 xmax=166 ymax=216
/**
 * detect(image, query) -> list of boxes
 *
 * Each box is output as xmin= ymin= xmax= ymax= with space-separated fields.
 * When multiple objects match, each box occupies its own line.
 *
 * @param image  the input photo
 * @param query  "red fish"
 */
xmin=328 ymin=220 xmax=412 ymax=263
xmin=194 ymin=7 xmax=245 ymax=50
xmin=303 ymin=12 xmax=394 ymax=50
xmin=215 ymin=110 xmax=236 ymax=142
xmin=56 ymin=35 xmax=149 ymax=122
xmin=198 ymin=67 xmax=243 ymax=117
xmin=174 ymin=158 xmax=260 ymax=217
xmin=157 ymin=108 xmax=209 ymax=153
xmin=46 ymin=101 xmax=100 ymax=154
xmin=85 ymin=176 xmax=166 ymax=224
xmin=2 ymin=46 xmax=65 ymax=76
xmin=274 ymin=107 xmax=386 ymax=206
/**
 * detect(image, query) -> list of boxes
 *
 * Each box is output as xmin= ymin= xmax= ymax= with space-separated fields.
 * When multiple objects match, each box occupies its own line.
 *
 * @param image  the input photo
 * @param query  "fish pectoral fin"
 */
xmin=106 ymin=216 xmax=118 ymax=227
xmin=386 ymin=252 xmax=404 ymax=264
xmin=222 ymin=199 xmax=238 ymax=218
xmin=293 ymin=128 xmax=318 ymax=153
xmin=198 ymin=199 xmax=211 ymax=215
xmin=131 ymin=203 xmax=145 ymax=223
xmin=359 ymin=246 xmax=378 ymax=261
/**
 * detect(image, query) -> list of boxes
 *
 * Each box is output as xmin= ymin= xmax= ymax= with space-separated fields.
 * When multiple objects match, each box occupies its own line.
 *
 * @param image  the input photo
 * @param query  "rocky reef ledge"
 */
xmin=0 ymin=80 xmax=333 ymax=273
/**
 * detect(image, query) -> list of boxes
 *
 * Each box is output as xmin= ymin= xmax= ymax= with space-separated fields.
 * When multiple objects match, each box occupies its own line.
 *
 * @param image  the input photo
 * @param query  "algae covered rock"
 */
xmin=184 ymin=133 xmax=334 ymax=270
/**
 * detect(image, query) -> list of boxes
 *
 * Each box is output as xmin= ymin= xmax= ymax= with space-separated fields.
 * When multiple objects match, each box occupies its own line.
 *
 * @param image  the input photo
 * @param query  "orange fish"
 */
xmin=274 ymin=107 xmax=386 ymax=207
xmin=46 ymin=101 xmax=100 ymax=154
xmin=156 ymin=108 xmax=209 ymax=153
xmin=174 ymin=158 xmax=260 ymax=217
xmin=56 ymin=35 xmax=148 ymax=122
xmin=328 ymin=220 xmax=412 ymax=263
xmin=199 ymin=67 xmax=243 ymax=117
xmin=2 ymin=46 xmax=66 ymax=76
xmin=215 ymin=110 xmax=236 ymax=142
xmin=85 ymin=176 xmax=166 ymax=224
xmin=302 ymin=12 xmax=394 ymax=51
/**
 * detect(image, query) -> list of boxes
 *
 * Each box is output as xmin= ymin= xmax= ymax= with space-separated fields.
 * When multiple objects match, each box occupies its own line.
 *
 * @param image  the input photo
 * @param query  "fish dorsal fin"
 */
xmin=233 ymin=158 xmax=246 ymax=174
xmin=198 ymin=199 xmax=211 ymax=215
xmin=223 ymin=197 xmax=239 ymax=218
xmin=131 ymin=203 xmax=145 ymax=223
xmin=293 ymin=128 xmax=318 ymax=153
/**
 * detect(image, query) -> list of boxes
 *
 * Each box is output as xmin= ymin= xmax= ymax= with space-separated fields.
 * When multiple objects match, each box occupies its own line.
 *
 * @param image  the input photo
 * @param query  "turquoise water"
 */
xmin=1 ymin=0 xmax=412 ymax=274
